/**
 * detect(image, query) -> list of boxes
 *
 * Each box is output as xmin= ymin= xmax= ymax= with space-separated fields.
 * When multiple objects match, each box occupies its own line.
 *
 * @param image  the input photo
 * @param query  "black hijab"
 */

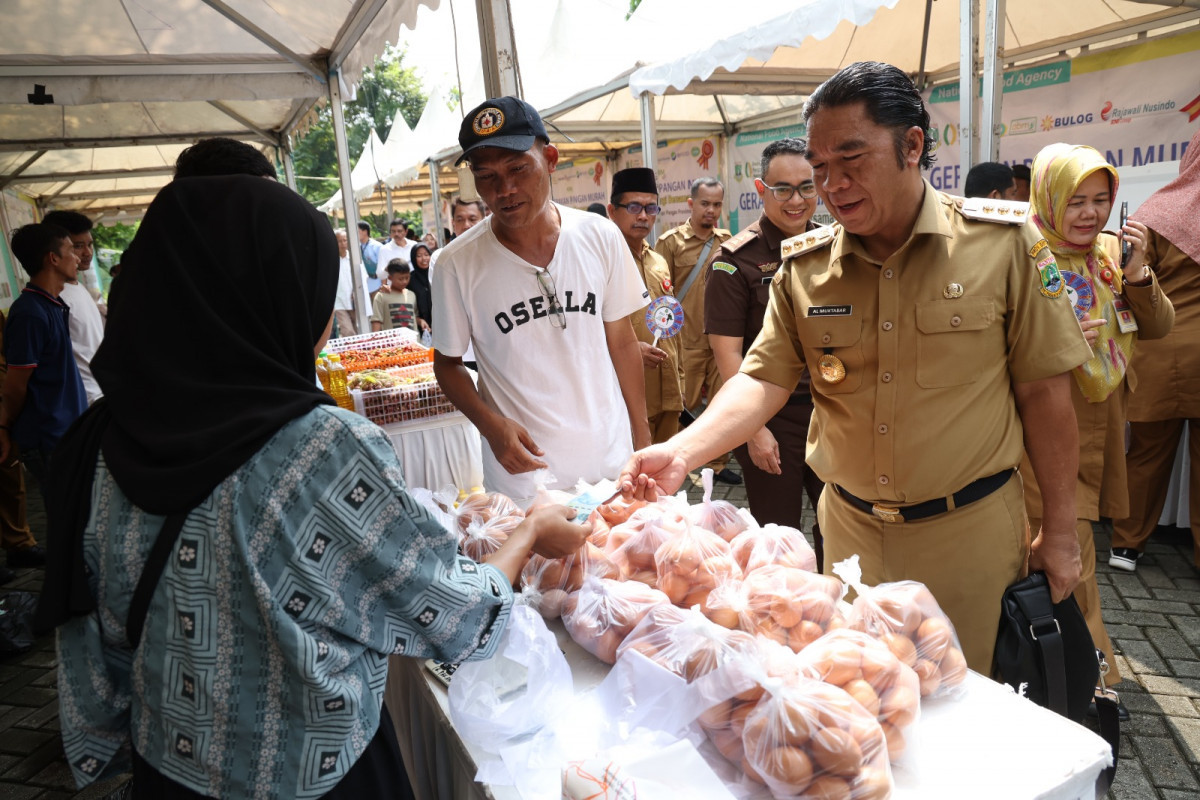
xmin=36 ymin=175 xmax=337 ymax=631
xmin=409 ymin=243 xmax=432 ymax=325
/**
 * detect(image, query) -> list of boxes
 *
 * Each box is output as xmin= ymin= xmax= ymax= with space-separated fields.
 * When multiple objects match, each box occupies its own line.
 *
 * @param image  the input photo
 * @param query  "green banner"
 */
xmin=929 ymin=60 xmax=1072 ymax=103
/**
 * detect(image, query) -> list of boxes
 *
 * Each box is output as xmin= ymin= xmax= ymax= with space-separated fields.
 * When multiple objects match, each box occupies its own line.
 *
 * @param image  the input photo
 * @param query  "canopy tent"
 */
xmin=319 ymin=127 xmax=389 ymax=213
xmin=0 ymin=0 xmax=440 ymax=221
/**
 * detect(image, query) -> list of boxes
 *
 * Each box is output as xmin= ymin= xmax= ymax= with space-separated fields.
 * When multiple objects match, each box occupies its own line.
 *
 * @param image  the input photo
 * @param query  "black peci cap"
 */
xmin=611 ymin=167 xmax=658 ymax=200
xmin=456 ymin=96 xmax=549 ymax=165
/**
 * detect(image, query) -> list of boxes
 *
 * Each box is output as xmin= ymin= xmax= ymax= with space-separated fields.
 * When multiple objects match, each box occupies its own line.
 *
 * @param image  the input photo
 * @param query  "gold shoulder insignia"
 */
xmin=959 ymin=197 xmax=1029 ymax=226
xmin=723 ymin=227 xmax=758 ymax=253
xmin=780 ymin=225 xmax=837 ymax=260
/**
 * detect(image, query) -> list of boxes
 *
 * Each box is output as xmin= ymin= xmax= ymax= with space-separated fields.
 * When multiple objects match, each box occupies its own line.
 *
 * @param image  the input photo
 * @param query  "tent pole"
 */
xmin=959 ymin=0 xmax=979 ymax=175
xmin=980 ymin=0 xmax=1006 ymax=163
xmin=385 ymin=183 xmax=394 ymax=222
xmin=639 ymin=91 xmax=659 ymax=242
xmin=477 ymin=0 xmax=520 ymax=98
xmin=429 ymin=159 xmax=446 ymax=247
xmin=329 ymin=69 xmax=370 ymax=336
xmin=281 ymin=145 xmax=298 ymax=191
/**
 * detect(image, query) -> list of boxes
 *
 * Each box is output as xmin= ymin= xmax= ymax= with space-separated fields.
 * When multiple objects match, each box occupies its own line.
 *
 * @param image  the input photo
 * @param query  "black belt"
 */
xmin=786 ymin=393 xmax=813 ymax=406
xmin=834 ymin=469 xmax=1014 ymax=524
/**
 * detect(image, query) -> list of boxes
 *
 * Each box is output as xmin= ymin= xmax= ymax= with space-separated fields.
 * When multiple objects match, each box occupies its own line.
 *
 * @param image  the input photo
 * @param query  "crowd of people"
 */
xmin=2 ymin=58 xmax=1198 ymax=797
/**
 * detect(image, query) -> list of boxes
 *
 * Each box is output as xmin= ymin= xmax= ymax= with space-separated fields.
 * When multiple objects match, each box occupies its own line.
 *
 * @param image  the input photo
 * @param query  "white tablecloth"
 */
xmin=384 ymin=414 xmax=484 ymax=492
xmin=385 ymin=622 xmax=1112 ymax=800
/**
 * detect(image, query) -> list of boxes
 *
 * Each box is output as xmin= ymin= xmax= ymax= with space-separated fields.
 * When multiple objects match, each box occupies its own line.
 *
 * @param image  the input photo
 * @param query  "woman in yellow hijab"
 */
xmin=1021 ymin=143 xmax=1174 ymax=701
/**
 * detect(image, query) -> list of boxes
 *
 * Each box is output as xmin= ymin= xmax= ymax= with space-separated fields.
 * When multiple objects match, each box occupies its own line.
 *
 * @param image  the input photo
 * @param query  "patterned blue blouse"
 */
xmin=56 ymin=406 xmax=511 ymax=798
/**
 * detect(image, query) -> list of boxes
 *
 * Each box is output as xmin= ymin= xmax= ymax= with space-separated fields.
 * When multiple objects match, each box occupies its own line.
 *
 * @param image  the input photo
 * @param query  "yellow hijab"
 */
xmin=1030 ymin=143 xmax=1130 ymax=403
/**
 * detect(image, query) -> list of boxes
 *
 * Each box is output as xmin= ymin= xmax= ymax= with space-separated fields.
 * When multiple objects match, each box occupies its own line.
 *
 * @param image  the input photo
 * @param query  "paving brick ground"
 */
xmin=2 ymin=463 xmax=1196 ymax=797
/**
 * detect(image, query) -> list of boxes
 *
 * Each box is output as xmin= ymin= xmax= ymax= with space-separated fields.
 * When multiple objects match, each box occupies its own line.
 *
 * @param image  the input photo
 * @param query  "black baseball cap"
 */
xmin=456 ymin=96 xmax=549 ymax=165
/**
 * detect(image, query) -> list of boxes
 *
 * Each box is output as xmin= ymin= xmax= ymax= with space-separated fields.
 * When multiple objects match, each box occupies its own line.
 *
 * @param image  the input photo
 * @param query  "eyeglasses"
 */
xmin=761 ymin=181 xmax=818 ymax=202
xmin=613 ymin=201 xmax=661 ymax=216
xmin=535 ymin=269 xmax=567 ymax=329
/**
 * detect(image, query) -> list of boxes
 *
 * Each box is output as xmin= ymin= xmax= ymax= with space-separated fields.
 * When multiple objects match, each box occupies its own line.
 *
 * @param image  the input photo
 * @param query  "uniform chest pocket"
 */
xmin=798 ymin=314 xmax=864 ymax=395
xmin=914 ymin=297 xmax=999 ymax=388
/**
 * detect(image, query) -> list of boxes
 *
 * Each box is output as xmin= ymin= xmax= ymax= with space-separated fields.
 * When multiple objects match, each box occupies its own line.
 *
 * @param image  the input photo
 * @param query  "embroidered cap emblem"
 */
xmin=473 ymin=108 xmax=505 ymax=136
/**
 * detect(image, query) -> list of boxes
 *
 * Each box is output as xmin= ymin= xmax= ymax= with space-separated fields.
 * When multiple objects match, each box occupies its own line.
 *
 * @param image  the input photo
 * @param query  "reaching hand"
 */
xmin=484 ymin=417 xmax=548 ymax=475
xmin=747 ymin=426 xmax=781 ymax=475
xmin=522 ymin=504 xmax=588 ymax=559
xmin=617 ymin=444 xmax=689 ymax=501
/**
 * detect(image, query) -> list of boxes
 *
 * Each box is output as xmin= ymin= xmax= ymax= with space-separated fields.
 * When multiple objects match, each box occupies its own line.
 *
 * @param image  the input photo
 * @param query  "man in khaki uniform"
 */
xmin=705 ymin=137 xmax=826 ymax=567
xmin=654 ymin=178 xmax=739 ymax=482
xmin=610 ymin=168 xmax=685 ymax=443
xmin=620 ymin=61 xmax=1091 ymax=673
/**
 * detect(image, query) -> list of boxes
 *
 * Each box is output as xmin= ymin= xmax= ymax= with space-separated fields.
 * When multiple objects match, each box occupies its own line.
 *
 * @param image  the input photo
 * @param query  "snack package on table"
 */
xmin=604 ymin=502 xmax=689 ymax=586
xmin=704 ymin=564 xmax=845 ymax=654
xmin=521 ymin=540 xmax=619 ymax=618
xmin=833 ymin=556 xmax=968 ymax=700
xmin=690 ymin=467 xmax=753 ymax=542
xmin=654 ymin=520 xmax=743 ymax=609
xmin=794 ymin=628 xmax=922 ymax=765
xmin=562 ymin=575 xmax=671 ymax=663
xmin=741 ymin=672 xmax=893 ymax=799
xmin=729 ymin=523 xmax=817 ymax=574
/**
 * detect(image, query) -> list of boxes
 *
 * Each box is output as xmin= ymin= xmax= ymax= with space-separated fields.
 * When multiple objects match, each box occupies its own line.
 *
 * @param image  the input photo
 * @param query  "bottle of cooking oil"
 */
xmin=315 ymin=355 xmax=332 ymax=393
xmin=325 ymin=353 xmax=355 ymax=411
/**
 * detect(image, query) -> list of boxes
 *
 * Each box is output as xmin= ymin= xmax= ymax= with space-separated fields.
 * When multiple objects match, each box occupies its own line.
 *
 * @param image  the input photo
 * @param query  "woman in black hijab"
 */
xmin=42 ymin=174 xmax=583 ymax=799
xmin=408 ymin=242 xmax=433 ymax=329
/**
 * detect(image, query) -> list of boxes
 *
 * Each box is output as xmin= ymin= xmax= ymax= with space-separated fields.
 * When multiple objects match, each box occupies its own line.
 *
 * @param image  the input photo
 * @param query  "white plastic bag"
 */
xmin=448 ymin=602 xmax=574 ymax=753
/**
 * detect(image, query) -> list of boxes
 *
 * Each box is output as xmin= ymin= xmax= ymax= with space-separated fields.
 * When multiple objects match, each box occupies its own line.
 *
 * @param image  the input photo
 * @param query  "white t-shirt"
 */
xmin=59 ymin=279 xmax=104 ymax=403
xmin=377 ymin=240 xmax=411 ymax=276
xmin=433 ymin=204 xmax=648 ymax=503
xmin=335 ymin=254 xmax=370 ymax=314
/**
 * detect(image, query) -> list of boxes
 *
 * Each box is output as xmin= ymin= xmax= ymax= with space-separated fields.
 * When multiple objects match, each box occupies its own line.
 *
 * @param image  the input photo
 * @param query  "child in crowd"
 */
xmin=370 ymin=260 xmax=423 ymax=333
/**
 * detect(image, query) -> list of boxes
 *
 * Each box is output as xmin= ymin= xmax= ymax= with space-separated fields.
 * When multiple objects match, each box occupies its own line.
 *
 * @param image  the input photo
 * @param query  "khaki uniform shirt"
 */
xmin=742 ymin=182 xmax=1093 ymax=503
xmin=704 ymin=214 xmax=812 ymax=398
xmin=1126 ymin=227 xmax=1200 ymax=422
xmin=627 ymin=241 xmax=685 ymax=416
xmin=654 ymin=218 xmax=732 ymax=351
xmin=1023 ymin=232 xmax=1174 ymax=521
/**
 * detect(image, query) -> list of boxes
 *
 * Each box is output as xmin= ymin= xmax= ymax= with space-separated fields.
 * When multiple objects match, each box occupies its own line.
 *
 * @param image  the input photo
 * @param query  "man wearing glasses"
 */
xmin=621 ymin=62 xmax=1090 ymax=674
xmin=704 ymin=137 xmax=827 ymax=569
xmin=433 ymin=97 xmax=650 ymax=504
xmin=608 ymin=168 xmax=685 ymax=444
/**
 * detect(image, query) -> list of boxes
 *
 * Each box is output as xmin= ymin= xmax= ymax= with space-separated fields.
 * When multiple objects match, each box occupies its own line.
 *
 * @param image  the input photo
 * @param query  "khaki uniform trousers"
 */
xmin=1028 ymin=516 xmax=1121 ymax=684
xmin=1112 ymin=418 xmax=1200 ymax=567
xmin=334 ymin=309 xmax=359 ymax=338
xmin=682 ymin=346 xmax=729 ymax=471
xmin=819 ymin=473 xmax=1028 ymax=674
xmin=0 ymin=444 xmax=35 ymax=552
xmin=648 ymin=410 xmax=681 ymax=446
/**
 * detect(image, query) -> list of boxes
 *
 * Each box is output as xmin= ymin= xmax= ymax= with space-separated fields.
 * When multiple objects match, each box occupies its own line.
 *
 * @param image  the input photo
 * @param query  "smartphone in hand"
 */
xmin=1120 ymin=201 xmax=1130 ymax=267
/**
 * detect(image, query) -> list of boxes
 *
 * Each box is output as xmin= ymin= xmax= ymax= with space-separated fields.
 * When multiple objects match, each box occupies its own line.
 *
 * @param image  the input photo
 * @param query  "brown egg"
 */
xmin=658 ymin=571 xmax=689 ymax=605
xmin=880 ymin=631 xmax=918 ymax=668
xmin=709 ymin=726 xmax=743 ymax=762
xmin=706 ymin=605 xmax=740 ymax=630
xmin=939 ymin=645 xmax=968 ymax=688
xmin=729 ymin=700 xmax=756 ymax=737
xmin=880 ymin=685 xmax=919 ymax=728
xmin=540 ymin=588 xmax=568 ymax=618
xmin=592 ymin=628 xmax=623 ymax=664
xmin=859 ymin=645 xmax=900 ymax=691
xmin=762 ymin=746 xmax=813 ymax=792
xmin=658 ymin=539 xmax=702 ymax=574
xmin=622 ymin=637 xmax=659 ymax=662
xmin=561 ymin=592 xmax=579 ymax=619
xmin=700 ymin=699 xmax=734 ymax=729
xmin=741 ymin=712 xmax=769 ymax=756
xmin=789 ymin=620 xmax=825 ymax=652
xmin=852 ymin=766 xmax=892 ymax=800
xmin=807 ymin=775 xmax=853 ymax=800
xmin=873 ymin=595 xmax=921 ymax=636
xmin=810 ymin=727 xmax=864 ymax=777
xmin=740 ymin=755 xmax=766 ymax=785
xmin=736 ymin=683 xmax=766 ymax=704
xmin=843 ymin=679 xmax=881 ymax=716
xmin=757 ymin=618 xmax=791 ymax=647
xmin=816 ymin=689 xmax=858 ymax=731
xmin=880 ymin=721 xmax=906 ymax=761
xmin=801 ymin=592 xmax=836 ymax=625
xmin=683 ymin=641 xmax=723 ymax=682
xmin=627 ymin=569 xmax=658 ymax=586
xmin=681 ymin=586 xmax=713 ymax=610
xmin=537 ymin=558 xmax=567 ymax=589
xmin=914 ymin=658 xmax=941 ymax=697
xmin=770 ymin=596 xmax=804 ymax=628
xmin=824 ymin=646 xmax=863 ymax=685
xmin=778 ymin=699 xmax=818 ymax=746
xmin=915 ymin=616 xmax=954 ymax=662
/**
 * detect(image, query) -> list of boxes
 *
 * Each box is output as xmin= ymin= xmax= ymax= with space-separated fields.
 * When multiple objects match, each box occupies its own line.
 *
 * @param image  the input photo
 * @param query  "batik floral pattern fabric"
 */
xmin=57 ymin=406 xmax=511 ymax=798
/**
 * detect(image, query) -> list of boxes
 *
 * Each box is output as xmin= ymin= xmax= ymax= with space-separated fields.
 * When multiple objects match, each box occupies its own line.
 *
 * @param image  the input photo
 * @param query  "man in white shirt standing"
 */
xmin=41 ymin=211 xmax=103 ymax=404
xmin=433 ymin=96 xmax=650 ymax=504
xmin=333 ymin=229 xmax=370 ymax=337
xmin=377 ymin=219 xmax=415 ymax=277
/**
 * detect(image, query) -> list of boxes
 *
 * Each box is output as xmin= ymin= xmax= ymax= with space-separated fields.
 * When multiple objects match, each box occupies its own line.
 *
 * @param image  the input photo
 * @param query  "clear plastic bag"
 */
xmin=448 ymin=602 xmax=574 ymax=754
xmin=729 ymin=523 xmax=817 ymax=574
xmin=605 ymin=504 xmax=689 ymax=586
xmin=794 ymin=628 xmax=922 ymax=765
xmin=704 ymin=564 xmax=844 ymax=653
xmin=521 ymin=540 xmax=619 ymax=618
xmin=689 ymin=468 xmax=752 ymax=542
xmin=834 ymin=556 xmax=968 ymax=699
xmin=562 ymin=575 xmax=671 ymax=663
xmin=741 ymin=674 xmax=893 ymax=799
xmin=654 ymin=520 xmax=743 ymax=609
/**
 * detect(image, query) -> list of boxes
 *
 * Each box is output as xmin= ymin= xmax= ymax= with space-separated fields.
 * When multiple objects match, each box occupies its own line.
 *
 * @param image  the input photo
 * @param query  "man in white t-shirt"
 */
xmin=376 ymin=219 xmax=413 ymax=280
xmin=41 ymin=211 xmax=104 ymax=404
xmin=433 ymin=96 xmax=651 ymax=503
xmin=333 ymin=229 xmax=370 ymax=336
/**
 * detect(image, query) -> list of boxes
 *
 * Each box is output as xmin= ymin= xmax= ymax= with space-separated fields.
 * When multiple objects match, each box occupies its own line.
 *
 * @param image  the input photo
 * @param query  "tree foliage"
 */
xmin=291 ymin=45 xmax=428 ymax=231
xmin=91 ymin=221 xmax=139 ymax=254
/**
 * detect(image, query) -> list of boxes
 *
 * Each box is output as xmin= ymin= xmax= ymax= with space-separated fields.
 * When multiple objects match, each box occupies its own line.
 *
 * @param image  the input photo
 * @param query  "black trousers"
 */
xmin=733 ymin=400 xmax=825 ymax=571
xmin=131 ymin=703 xmax=415 ymax=800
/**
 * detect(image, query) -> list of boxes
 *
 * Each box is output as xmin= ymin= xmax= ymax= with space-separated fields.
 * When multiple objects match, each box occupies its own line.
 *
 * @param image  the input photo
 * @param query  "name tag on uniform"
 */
xmin=1112 ymin=296 xmax=1139 ymax=333
xmin=760 ymin=277 xmax=773 ymax=285
xmin=807 ymin=304 xmax=853 ymax=317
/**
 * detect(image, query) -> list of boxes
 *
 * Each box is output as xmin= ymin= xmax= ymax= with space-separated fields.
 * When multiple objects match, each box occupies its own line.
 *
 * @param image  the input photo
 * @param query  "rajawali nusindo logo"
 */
xmin=472 ymin=107 xmax=505 ymax=136
xmin=1100 ymin=98 xmax=1177 ymax=125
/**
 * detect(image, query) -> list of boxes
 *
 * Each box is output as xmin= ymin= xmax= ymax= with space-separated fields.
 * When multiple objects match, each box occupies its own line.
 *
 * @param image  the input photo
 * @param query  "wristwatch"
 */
xmin=1125 ymin=265 xmax=1152 ymax=287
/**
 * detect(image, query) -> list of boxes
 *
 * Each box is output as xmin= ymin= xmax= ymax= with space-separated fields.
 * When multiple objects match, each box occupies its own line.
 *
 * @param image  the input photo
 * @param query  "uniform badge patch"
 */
xmin=472 ymin=107 xmax=504 ymax=136
xmin=1030 ymin=239 xmax=1065 ymax=299
xmin=1062 ymin=271 xmax=1094 ymax=319
xmin=711 ymin=261 xmax=737 ymax=275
